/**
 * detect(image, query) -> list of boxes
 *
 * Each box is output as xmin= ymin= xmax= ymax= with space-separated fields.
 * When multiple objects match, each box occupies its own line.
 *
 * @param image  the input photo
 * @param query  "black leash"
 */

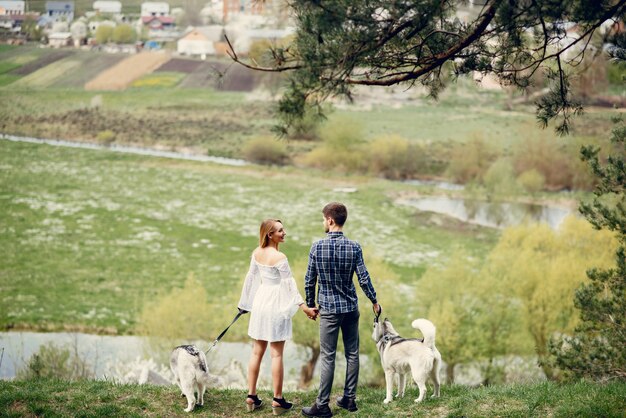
xmin=205 ymin=309 xmax=246 ymax=354
xmin=374 ymin=305 xmax=383 ymax=323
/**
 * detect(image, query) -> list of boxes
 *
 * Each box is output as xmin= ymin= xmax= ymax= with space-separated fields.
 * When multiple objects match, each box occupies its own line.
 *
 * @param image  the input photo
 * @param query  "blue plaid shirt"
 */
xmin=304 ymin=231 xmax=377 ymax=313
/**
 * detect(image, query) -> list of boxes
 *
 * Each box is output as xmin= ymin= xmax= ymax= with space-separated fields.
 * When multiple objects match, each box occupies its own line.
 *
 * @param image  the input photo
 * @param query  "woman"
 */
xmin=238 ymin=219 xmax=318 ymax=415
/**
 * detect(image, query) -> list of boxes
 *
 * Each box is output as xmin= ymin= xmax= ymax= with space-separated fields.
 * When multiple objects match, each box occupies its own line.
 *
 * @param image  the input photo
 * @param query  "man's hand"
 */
xmin=373 ymin=303 xmax=381 ymax=316
xmin=303 ymin=306 xmax=319 ymax=320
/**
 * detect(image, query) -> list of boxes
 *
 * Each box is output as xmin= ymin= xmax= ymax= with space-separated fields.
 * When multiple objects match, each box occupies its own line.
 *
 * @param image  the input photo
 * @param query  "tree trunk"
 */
xmin=446 ymin=362 xmax=456 ymax=384
xmin=298 ymin=345 xmax=320 ymax=389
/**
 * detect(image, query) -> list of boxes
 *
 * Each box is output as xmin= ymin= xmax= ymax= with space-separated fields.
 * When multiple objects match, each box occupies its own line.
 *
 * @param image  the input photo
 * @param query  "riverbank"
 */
xmin=1 ymin=378 xmax=625 ymax=417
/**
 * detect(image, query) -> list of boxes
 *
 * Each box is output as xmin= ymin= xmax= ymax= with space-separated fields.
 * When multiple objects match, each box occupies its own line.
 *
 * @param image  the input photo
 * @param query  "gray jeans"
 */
xmin=316 ymin=309 xmax=360 ymax=406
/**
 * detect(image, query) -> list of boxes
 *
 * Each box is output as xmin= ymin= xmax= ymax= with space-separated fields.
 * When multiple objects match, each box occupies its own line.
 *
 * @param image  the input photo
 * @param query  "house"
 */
xmin=45 ymin=1 xmax=74 ymax=23
xmin=227 ymin=27 xmax=294 ymax=55
xmin=141 ymin=2 xmax=169 ymax=17
xmin=223 ymin=0 xmax=265 ymax=22
xmin=93 ymin=1 xmax=121 ymax=15
xmin=0 ymin=1 xmax=27 ymax=31
xmin=48 ymin=31 xmax=71 ymax=47
xmin=141 ymin=15 xmax=174 ymax=31
xmin=177 ymin=25 xmax=224 ymax=57
xmin=0 ymin=1 xmax=25 ymax=15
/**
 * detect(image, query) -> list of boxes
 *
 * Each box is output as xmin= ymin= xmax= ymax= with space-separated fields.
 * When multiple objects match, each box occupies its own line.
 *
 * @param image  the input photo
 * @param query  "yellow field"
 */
xmin=85 ymin=52 xmax=171 ymax=91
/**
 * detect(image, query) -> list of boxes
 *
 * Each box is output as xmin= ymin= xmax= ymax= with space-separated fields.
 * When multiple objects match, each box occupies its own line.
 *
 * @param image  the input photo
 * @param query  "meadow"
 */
xmin=0 ymin=139 xmax=498 ymax=336
xmin=1 ymin=378 xmax=625 ymax=417
xmin=0 ymin=43 xmax=622 ymax=390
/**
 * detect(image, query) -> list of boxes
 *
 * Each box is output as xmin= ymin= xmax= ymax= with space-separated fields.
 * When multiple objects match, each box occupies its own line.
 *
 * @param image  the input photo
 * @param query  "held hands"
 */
xmin=302 ymin=306 xmax=319 ymax=321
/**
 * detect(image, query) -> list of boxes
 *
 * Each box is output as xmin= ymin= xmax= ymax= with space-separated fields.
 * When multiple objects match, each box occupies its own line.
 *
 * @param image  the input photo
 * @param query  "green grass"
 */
xmin=0 ymin=139 xmax=498 ymax=334
xmin=0 ymin=379 xmax=624 ymax=417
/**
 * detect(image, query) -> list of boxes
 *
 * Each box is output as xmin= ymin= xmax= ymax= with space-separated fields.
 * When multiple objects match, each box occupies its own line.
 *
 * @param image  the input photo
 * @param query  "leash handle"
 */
xmin=205 ymin=310 xmax=245 ymax=354
xmin=374 ymin=305 xmax=383 ymax=323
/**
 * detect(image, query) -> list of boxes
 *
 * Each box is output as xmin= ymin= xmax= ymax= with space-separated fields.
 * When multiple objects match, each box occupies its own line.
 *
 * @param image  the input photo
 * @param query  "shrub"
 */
xmin=299 ymin=117 xmax=367 ymax=173
xmin=483 ymin=158 xmax=521 ymax=196
xmin=517 ymin=169 xmax=546 ymax=194
xmin=367 ymin=134 xmax=423 ymax=180
xmin=112 ymin=24 xmax=136 ymax=44
xmin=94 ymin=25 xmax=113 ymax=44
xmin=446 ymin=135 xmax=499 ymax=184
xmin=511 ymin=136 xmax=573 ymax=190
xmin=16 ymin=342 xmax=94 ymax=381
xmin=242 ymin=136 xmax=289 ymax=165
xmin=97 ymin=130 xmax=116 ymax=144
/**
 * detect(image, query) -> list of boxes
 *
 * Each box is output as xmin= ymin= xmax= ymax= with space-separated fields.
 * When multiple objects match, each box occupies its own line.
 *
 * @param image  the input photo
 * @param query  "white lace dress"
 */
xmin=238 ymin=256 xmax=304 ymax=342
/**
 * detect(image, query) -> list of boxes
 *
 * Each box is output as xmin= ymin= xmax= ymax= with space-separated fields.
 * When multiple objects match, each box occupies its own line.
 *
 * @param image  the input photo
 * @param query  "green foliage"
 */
xmin=136 ymin=273 xmax=237 ymax=341
xmin=264 ymin=1 xmax=623 ymax=133
xmin=483 ymin=158 xmax=521 ymax=197
xmin=112 ymin=24 xmax=136 ymax=44
xmin=488 ymin=217 xmax=618 ymax=380
xmin=16 ymin=342 xmax=94 ymax=381
xmin=517 ymin=169 xmax=545 ymax=195
xmin=446 ymin=135 xmax=498 ymax=184
xmin=367 ymin=135 xmax=423 ymax=180
xmin=242 ymin=136 xmax=290 ymax=165
xmin=299 ymin=117 xmax=366 ymax=172
xmin=95 ymin=25 xmax=114 ymax=44
xmin=418 ymin=216 xmax=617 ymax=383
xmin=550 ymin=116 xmax=626 ymax=381
xmin=96 ymin=129 xmax=116 ymax=144
xmin=607 ymin=61 xmax=626 ymax=85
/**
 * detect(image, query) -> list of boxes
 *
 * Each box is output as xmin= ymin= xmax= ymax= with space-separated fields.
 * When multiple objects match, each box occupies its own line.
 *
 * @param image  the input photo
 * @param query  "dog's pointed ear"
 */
xmin=384 ymin=317 xmax=389 ymax=322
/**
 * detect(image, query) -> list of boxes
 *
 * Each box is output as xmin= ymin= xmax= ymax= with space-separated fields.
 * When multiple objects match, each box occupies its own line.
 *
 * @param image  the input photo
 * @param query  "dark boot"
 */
xmin=301 ymin=402 xmax=333 ymax=417
xmin=336 ymin=396 xmax=358 ymax=412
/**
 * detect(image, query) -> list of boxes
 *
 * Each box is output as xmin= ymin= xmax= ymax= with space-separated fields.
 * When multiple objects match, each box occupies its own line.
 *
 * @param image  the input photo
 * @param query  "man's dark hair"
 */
xmin=323 ymin=202 xmax=348 ymax=226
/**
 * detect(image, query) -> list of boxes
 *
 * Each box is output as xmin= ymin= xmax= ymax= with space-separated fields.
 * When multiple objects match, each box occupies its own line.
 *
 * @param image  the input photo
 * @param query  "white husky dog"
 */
xmin=372 ymin=318 xmax=442 ymax=404
xmin=170 ymin=345 xmax=214 ymax=412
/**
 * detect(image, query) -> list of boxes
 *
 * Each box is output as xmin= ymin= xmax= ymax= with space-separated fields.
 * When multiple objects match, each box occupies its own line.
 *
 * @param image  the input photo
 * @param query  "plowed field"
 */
xmin=85 ymin=52 xmax=171 ymax=90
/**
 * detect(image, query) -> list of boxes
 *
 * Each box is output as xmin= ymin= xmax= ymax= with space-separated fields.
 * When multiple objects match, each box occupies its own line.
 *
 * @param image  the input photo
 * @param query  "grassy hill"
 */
xmin=1 ymin=379 xmax=625 ymax=417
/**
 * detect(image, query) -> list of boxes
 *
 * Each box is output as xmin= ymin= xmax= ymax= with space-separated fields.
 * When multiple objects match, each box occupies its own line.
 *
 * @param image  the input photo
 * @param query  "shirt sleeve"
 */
xmin=277 ymin=259 xmax=305 ymax=307
xmin=304 ymin=244 xmax=318 ymax=308
xmin=354 ymin=244 xmax=377 ymax=304
xmin=238 ymin=255 xmax=260 ymax=311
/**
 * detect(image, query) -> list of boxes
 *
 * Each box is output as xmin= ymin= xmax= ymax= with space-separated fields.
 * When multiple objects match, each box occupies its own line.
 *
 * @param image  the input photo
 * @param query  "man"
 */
xmin=302 ymin=202 xmax=380 ymax=418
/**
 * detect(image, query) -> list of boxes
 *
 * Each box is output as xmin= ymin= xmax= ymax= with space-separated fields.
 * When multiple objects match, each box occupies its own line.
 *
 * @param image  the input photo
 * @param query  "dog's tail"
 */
xmin=411 ymin=318 xmax=436 ymax=349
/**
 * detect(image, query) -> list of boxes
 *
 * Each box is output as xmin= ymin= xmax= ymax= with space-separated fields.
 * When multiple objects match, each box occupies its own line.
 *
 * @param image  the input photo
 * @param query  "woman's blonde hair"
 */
xmin=259 ymin=219 xmax=282 ymax=248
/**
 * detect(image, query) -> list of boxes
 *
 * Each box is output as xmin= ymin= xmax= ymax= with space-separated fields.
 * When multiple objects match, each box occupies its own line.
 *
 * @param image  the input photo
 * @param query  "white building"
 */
xmin=141 ymin=2 xmax=169 ymax=17
xmin=45 ymin=1 xmax=75 ymax=23
xmin=93 ymin=1 xmax=121 ymax=14
xmin=0 ymin=1 xmax=25 ymax=15
xmin=177 ymin=25 xmax=223 ymax=57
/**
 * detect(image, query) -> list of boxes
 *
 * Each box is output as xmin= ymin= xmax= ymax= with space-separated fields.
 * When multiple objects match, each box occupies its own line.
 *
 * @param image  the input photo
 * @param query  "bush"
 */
xmin=97 ymin=130 xmax=116 ymax=144
xmin=112 ymin=24 xmax=136 ymax=44
xmin=446 ymin=135 xmax=499 ymax=184
xmin=517 ymin=169 xmax=546 ymax=194
xmin=511 ymin=136 xmax=573 ymax=190
xmin=367 ymin=135 xmax=423 ymax=180
xmin=16 ymin=342 xmax=93 ymax=381
xmin=483 ymin=158 xmax=521 ymax=196
xmin=299 ymin=117 xmax=367 ymax=173
xmin=242 ymin=136 xmax=289 ymax=165
xmin=94 ymin=25 xmax=113 ymax=44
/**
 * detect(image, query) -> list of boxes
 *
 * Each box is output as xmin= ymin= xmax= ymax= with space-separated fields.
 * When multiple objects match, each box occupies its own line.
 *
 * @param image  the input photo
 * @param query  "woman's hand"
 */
xmin=302 ymin=305 xmax=319 ymax=320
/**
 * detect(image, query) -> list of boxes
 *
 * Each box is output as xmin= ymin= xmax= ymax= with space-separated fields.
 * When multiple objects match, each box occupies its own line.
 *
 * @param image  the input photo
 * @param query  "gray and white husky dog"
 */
xmin=372 ymin=318 xmax=442 ymax=404
xmin=170 ymin=345 xmax=214 ymax=412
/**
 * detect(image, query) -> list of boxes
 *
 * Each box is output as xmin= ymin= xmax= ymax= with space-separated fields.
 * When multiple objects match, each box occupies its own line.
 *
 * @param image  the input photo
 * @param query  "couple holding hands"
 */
xmin=238 ymin=202 xmax=380 ymax=417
